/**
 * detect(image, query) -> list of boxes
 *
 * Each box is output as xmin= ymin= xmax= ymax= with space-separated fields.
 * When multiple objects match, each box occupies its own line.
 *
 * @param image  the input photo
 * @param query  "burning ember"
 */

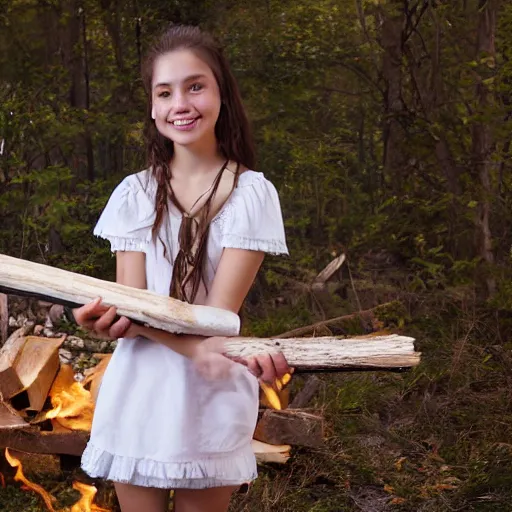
xmin=4 ymin=448 xmax=110 ymax=512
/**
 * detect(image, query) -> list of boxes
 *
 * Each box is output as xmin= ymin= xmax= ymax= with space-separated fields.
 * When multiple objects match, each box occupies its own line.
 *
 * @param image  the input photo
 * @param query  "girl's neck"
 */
xmin=171 ymin=137 xmax=225 ymax=179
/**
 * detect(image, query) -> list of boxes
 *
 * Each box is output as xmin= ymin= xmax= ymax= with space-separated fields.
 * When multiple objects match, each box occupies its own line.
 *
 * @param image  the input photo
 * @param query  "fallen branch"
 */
xmin=0 ymin=254 xmax=239 ymax=337
xmin=312 ymin=253 xmax=346 ymax=290
xmin=289 ymin=375 xmax=322 ymax=408
xmin=276 ymin=301 xmax=400 ymax=339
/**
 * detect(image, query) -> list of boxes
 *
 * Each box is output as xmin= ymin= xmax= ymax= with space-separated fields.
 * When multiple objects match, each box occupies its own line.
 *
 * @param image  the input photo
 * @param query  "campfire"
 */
xmin=0 ymin=327 xmax=304 ymax=510
xmin=0 ymin=328 xmax=112 ymax=511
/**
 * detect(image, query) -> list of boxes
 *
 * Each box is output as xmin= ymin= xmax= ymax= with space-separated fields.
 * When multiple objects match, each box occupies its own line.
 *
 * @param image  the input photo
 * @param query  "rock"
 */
xmin=8 ymin=316 xmax=17 ymax=327
xmin=59 ymin=348 xmax=73 ymax=364
xmin=67 ymin=336 xmax=85 ymax=349
xmin=43 ymin=328 xmax=54 ymax=337
xmin=74 ymin=373 xmax=85 ymax=383
xmin=33 ymin=325 xmax=44 ymax=336
xmin=84 ymin=339 xmax=101 ymax=352
xmin=99 ymin=341 xmax=109 ymax=352
xmin=49 ymin=304 xmax=64 ymax=326
xmin=110 ymin=340 xmax=118 ymax=350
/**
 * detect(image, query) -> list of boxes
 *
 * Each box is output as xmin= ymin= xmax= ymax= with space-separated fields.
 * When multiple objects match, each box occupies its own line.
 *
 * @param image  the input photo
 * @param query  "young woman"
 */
xmin=70 ymin=25 xmax=290 ymax=512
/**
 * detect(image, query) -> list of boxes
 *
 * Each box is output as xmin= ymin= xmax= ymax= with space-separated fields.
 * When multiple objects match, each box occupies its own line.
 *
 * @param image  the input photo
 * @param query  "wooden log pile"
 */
xmin=0 ymin=327 xmax=313 ymax=464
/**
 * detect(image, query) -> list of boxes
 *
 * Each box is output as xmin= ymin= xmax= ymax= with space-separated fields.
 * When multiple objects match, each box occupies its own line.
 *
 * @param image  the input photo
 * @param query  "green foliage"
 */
xmin=0 ymin=0 xmax=511 ymax=292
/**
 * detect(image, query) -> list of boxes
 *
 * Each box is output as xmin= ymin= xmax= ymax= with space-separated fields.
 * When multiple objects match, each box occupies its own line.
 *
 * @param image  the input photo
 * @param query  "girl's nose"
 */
xmin=171 ymin=90 xmax=190 ymax=112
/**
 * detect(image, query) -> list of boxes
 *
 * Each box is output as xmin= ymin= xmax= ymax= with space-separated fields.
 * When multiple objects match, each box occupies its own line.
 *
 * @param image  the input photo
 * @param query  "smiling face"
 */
xmin=151 ymin=49 xmax=222 ymax=152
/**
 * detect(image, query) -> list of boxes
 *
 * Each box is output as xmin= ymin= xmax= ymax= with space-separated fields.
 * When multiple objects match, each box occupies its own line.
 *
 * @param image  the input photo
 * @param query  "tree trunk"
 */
xmin=380 ymin=1 xmax=405 ymax=189
xmin=65 ymin=0 xmax=95 ymax=181
xmin=472 ymin=0 xmax=499 ymax=297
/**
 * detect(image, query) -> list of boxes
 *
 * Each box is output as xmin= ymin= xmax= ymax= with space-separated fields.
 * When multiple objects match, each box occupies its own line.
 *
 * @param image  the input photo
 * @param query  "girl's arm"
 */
xmin=73 ymin=248 xmax=288 ymax=381
xmin=124 ymin=247 xmax=264 ymax=352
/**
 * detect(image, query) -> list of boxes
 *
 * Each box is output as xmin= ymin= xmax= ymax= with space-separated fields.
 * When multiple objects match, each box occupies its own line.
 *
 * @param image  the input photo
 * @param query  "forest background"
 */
xmin=2 ymin=0 xmax=512 ymax=511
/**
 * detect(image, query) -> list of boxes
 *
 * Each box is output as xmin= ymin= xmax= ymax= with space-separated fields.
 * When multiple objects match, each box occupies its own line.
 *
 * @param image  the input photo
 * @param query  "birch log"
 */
xmin=0 ymin=254 xmax=239 ymax=337
xmin=224 ymin=334 xmax=419 ymax=371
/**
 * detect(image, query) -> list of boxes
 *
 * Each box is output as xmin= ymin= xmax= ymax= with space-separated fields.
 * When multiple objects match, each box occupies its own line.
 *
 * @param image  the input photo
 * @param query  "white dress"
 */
xmin=80 ymin=169 xmax=288 ymax=489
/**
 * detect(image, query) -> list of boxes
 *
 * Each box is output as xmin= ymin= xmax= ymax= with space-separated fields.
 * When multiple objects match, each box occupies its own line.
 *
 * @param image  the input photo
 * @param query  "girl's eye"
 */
xmin=158 ymin=91 xmax=170 ymax=98
xmin=190 ymin=83 xmax=203 ymax=92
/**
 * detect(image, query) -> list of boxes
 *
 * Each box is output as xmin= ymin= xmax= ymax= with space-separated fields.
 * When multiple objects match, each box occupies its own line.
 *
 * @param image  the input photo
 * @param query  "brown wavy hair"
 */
xmin=141 ymin=25 xmax=255 ymax=303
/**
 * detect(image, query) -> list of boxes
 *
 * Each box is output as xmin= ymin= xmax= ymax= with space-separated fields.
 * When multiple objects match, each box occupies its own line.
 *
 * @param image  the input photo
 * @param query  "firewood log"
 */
xmin=224 ymin=334 xmax=419 ymax=372
xmin=0 ymin=335 xmax=65 ymax=411
xmin=0 ymin=254 xmax=240 ymax=337
xmin=254 ymin=409 xmax=324 ymax=448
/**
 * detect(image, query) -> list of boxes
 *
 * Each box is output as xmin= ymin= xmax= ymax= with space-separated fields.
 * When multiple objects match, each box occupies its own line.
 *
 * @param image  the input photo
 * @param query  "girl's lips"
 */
xmin=170 ymin=117 xmax=200 ymax=131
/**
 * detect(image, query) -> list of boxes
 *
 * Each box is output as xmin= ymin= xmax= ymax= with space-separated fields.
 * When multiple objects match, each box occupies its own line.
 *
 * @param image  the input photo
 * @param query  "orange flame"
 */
xmin=4 ymin=448 xmax=110 ymax=512
xmin=42 ymin=365 xmax=95 ymax=431
xmin=4 ymin=448 xmax=56 ymax=511
xmin=70 ymin=481 xmax=110 ymax=512
xmin=259 ymin=372 xmax=292 ymax=410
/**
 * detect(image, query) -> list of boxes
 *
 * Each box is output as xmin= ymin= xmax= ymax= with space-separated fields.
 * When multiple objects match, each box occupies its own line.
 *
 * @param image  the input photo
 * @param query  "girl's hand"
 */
xmin=244 ymin=351 xmax=291 ymax=385
xmin=193 ymin=336 xmax=292 ymax=384
xmin=192 ymin=336 xmax=235 ymax=380
xmin=72 ymin=297 xmax=132 ymax=340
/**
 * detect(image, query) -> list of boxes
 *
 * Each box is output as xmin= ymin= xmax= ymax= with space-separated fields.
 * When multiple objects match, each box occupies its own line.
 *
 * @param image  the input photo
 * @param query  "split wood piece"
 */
xmin=0 ymin=335 xmax=65 ymax=411
xmin=16 ymin=336 xmax=66 ymax=412
xmin=312 ymin=254 xmax=346 ymax=290
xmin=0 ymin=325 xmax=36 ymax=399
xmin=0 ymin=427 xmax=89 ymax=456
xmin=251 ymin=439 xmax=291 ymax=464
xmin=276 ymin=301 xmax=401 ymax=339
xmin=254 ymin=409 xmax=324 ymax=448
xmin=0 ymin=293 xmax=7 ymax=344
xmin=0 ymin=253 xmax=239 ymax=337
xmin=0 ymin=402 xmax=29 ymax=430
xmin=289 ymin=375 xmax=322 ymax=409
xmin=224 ymin=334 xmax=420 ymax=371
xmin=83 ymin=353 xmax=112 ymax=402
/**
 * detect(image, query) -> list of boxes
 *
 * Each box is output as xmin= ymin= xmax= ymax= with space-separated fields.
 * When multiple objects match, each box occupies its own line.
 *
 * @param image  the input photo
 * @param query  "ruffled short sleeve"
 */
xmin=93 ymin=171 xmax=155 ymax=253
xmin=220 ymin=172 xmax=288 ymax=255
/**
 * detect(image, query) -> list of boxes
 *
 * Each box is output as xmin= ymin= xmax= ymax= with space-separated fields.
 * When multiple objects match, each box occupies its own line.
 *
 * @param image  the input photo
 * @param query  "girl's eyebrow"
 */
xmin=154 ymin=74 xmax=207 ymax=88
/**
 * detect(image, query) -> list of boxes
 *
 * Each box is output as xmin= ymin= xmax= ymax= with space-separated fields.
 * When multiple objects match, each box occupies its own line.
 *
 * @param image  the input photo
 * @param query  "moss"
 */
xmin=0 ymin=486 xmax=42 ymax=512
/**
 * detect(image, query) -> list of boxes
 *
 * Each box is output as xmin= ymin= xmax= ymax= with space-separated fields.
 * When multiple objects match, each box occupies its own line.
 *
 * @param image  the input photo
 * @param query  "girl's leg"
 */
xmin=173 ymin=485 xmax=239 ymax=512
xmin=114 ymin=482 xmax=170 ymax=512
